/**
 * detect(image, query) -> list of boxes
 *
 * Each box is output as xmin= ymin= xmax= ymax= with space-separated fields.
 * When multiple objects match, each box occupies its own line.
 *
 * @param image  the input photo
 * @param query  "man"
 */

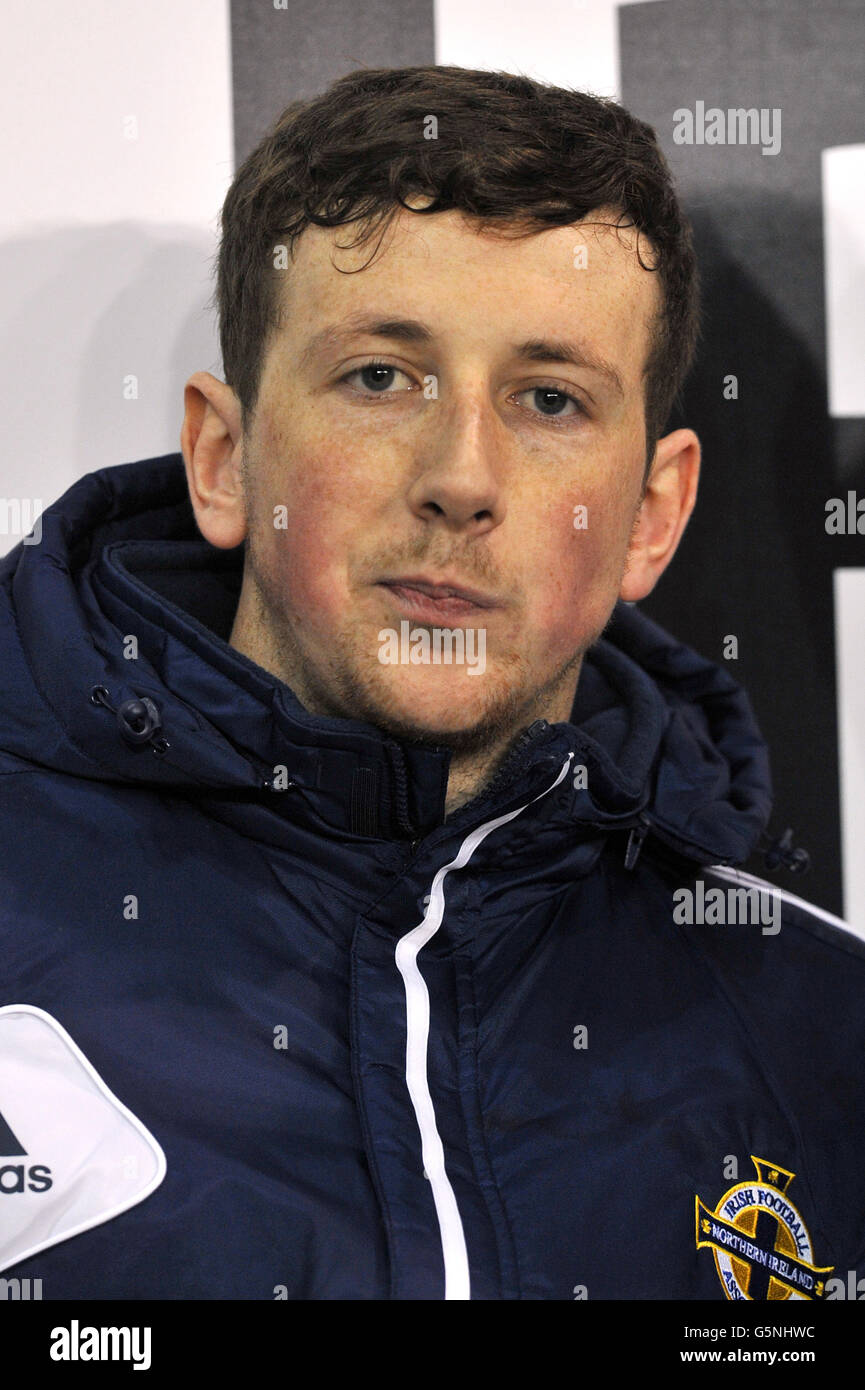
xmin=1 ymin=65 xmax=863 ymax=1302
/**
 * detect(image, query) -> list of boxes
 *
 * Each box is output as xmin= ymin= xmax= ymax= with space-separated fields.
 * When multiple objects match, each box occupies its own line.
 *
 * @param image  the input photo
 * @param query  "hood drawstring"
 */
xmin=90 ymin=685 xmax=170 ymax=758
xmin=624 ymin=812 xmax=652 ymax=871
xmin=760 ymin=827 xmax=810 ymax=875
xmin=623 ymin=815 xmax=811 ymax=877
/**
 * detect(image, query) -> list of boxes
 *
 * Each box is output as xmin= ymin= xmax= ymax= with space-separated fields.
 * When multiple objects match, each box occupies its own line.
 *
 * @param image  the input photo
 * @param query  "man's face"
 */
xmin=233 ymin=207 xmax=658 ymax=752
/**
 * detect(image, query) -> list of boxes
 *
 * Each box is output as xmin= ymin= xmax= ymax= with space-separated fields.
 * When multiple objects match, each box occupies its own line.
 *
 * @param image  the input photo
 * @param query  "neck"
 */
xmin=441 ymin=677 xmax=580 ymax=817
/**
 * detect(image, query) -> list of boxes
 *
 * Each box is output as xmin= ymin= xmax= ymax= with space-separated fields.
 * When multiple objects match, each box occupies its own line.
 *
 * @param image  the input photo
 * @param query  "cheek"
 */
xmin=257 ymin=449 xmax=355 ymax=622
xmin=525 ymin=497 xmax=632 ymax=650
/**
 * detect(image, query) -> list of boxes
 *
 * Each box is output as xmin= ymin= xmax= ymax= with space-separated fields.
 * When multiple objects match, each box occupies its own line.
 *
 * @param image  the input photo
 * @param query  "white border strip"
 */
xmin=394 ymin=753 xmax=574 ymax=1300
xmin=833 ymin=568 xmax=865 ymax=937
xmin=822 ymin=145 xmax=865 ymax=418
xmin=704 ymin=864 xmax=865 ymax=942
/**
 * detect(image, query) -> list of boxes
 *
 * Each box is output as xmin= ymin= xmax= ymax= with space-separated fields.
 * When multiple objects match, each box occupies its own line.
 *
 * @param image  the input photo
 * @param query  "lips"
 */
xmin=377 ymin=575 xmax=499 ymax=609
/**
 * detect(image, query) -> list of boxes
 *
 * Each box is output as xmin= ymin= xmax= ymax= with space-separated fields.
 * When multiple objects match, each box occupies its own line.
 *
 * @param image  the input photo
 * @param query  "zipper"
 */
xmin=450 ymin=719 xmax=551 ymax=820
xmin=406 ymin=719 xmax=550 ymax=857
xmin=394 ymin=745 xmax=575 ymax=1300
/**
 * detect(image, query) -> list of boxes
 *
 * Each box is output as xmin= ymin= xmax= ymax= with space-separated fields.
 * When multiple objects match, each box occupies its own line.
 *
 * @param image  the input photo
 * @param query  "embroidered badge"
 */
xmin=695 ymin=1156 xmax=833 ymax=1300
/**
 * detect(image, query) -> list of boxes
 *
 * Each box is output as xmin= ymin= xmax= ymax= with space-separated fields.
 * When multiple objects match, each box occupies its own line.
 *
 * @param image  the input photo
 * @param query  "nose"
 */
xmin=405 ymin=384 xmax=507 ymax=537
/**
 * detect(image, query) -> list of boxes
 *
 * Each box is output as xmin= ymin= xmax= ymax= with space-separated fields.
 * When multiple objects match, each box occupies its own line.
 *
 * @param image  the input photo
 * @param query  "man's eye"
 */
xmin=341 ymin=362 xmax=415 ymax=394
xmin=515 ymin=386 xmax=586 ymax=419
xmin=339 ymin=367 xmax=585 ymax=420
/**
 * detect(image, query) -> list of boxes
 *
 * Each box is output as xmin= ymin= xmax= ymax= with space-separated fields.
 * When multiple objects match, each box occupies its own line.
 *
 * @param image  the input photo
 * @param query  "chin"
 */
xmin=376 ymin=696 xmax=492 ymax=741
xmin=381 ymin=665 xmax=490 ymax=706
xmin=350 ymin=667 xmax=525 ymax=752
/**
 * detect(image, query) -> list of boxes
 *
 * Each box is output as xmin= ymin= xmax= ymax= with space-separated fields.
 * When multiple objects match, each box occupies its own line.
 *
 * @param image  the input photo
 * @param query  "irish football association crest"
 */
xmin=696 ymin=1156 xmax=833 ymax=1300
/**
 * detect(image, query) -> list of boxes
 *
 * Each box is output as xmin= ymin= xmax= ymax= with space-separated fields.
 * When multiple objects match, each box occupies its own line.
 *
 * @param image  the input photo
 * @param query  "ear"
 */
xmin=619 ymin=428 xmax=700 ymax=601
xmin=179 ymin=371 xmax=247 ymax=549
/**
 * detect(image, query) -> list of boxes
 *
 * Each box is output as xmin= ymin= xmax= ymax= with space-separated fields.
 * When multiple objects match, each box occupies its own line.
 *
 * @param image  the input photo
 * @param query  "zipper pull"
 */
xmin=624 ymin=813 xmax=651 ymax=871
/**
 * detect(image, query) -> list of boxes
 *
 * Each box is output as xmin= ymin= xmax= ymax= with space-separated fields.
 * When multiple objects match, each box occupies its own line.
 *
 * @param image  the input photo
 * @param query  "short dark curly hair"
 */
xmin=214 ymin=65 xmax=700 ymax=481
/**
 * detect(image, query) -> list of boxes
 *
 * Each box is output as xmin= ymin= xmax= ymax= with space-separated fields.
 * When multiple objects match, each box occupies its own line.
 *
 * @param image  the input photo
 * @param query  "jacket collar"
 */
xmin=6 ymin=453 xmax=773 ymax=862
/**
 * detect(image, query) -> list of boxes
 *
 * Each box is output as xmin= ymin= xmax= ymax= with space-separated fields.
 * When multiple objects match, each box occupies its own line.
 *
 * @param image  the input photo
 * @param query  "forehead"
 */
xmin=274 ymin=206 xmax=660 ymax=390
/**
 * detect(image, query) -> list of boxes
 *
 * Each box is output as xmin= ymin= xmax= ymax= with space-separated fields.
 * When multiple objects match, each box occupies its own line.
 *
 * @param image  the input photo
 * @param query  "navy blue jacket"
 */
xmin=1 ymin=453 xmax=863 ymax=1301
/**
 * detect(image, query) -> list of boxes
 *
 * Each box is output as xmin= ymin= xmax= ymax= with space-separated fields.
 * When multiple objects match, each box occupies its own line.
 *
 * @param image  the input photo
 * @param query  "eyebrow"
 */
xmin=300 ymin=312 xmax=626 ymax=399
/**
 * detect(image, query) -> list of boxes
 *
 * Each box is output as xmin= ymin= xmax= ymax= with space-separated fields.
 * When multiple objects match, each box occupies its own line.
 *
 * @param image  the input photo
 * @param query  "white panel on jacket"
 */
xmin=0 ymin=1005 xmax=166 ymax=1275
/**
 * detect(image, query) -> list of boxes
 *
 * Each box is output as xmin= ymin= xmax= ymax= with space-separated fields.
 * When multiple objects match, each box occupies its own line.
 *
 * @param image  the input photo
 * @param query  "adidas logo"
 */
xmin=0 ymin=1107 xmax=52 ymax=1194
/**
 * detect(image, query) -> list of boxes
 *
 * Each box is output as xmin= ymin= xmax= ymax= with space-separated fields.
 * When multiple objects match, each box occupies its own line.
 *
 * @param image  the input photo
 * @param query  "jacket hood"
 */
xmin=0 ymin=453 xmax=776 ymax=868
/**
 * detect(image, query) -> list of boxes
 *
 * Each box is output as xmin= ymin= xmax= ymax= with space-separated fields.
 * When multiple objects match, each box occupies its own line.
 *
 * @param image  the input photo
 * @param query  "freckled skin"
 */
xmin=181 ymin=207 xmax=700 ymax=816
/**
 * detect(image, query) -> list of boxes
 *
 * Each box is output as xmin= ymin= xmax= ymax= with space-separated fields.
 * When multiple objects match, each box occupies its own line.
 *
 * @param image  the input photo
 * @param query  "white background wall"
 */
xmin=435 ymin=0 xmax=630 ymax=98
xmin=0 ymin=0 xmax=233 ymax=546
